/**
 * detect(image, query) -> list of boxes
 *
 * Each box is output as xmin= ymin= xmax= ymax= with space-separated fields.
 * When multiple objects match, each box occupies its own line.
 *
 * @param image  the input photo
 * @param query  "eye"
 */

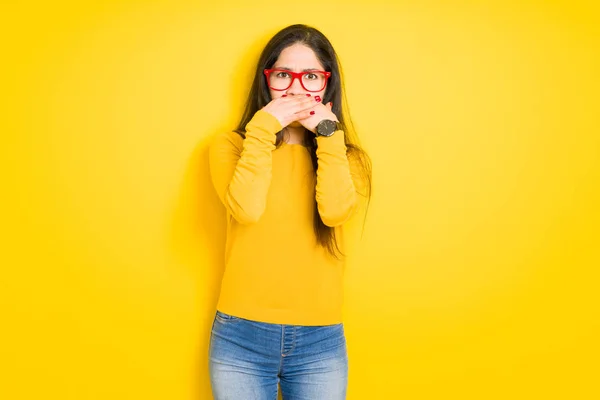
xmin=275 ymin=71 xmax=290 ymax=78
xmin=305 ymin=73 xmax=318 ymax=80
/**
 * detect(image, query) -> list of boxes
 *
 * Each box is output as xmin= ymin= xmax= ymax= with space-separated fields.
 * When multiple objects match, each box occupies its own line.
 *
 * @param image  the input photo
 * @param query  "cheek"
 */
xmin=269 ymin=89 xmax=281 ymax=100
xmin=318 ymin=88 xmax=327 ymax=102
xmin=319 ymin=86 xmax=327 ymax=99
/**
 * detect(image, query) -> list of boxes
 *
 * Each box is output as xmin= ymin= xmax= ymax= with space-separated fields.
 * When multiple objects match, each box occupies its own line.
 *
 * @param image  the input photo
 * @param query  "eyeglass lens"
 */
xmin=268 ymin=71 xmax=327 ymax=91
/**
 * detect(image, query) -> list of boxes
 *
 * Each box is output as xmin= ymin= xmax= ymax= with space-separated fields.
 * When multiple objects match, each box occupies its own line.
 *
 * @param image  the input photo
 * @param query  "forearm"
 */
xmin=210 ymin=110 xmax=282 ymax=224
xmin=315 ymin=131 xmax=357 ymax=226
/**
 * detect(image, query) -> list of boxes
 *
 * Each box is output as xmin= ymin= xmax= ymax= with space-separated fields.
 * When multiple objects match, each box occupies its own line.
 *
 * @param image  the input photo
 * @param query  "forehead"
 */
xmin=274 ymin=43 xmax=324 ymax=70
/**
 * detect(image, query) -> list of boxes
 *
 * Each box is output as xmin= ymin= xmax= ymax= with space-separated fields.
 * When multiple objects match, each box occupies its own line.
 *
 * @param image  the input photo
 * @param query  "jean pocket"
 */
xmin=215 ymin=310 xmax=240 ymax=323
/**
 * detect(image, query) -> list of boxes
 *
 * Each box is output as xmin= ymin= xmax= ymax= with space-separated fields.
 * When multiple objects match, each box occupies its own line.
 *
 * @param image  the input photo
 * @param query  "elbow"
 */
xmin=233 ymin=209 xmax=265 ymax=225
xmin=317 ymin=193 xmax=357 ymax=227
xmin=224 ymin=194 xmax=266 ymax=225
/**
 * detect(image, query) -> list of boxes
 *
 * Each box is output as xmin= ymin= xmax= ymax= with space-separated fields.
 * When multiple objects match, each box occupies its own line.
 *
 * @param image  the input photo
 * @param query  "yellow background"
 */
xmin=1 ymin=0 xmax=599 ymax=399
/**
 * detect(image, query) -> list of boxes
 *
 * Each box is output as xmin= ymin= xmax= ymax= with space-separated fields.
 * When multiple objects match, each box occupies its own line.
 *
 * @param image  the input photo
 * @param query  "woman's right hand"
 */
xmin=262 ymin=94 xmax=321 ymax=128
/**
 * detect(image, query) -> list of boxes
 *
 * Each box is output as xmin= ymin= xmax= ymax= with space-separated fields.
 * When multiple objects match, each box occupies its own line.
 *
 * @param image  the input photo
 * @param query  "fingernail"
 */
xmin=282 ymin=94 xmax=287 ymax=97
xmin=328 ymin=102 xmax=333 ymax=106
xmin=315 ymin=96 xmax=321 ymax=102
xmin=310 ymin=111 xmax=315 ymax=115
xmin=306 ymin=94 xmax=311 ymax=97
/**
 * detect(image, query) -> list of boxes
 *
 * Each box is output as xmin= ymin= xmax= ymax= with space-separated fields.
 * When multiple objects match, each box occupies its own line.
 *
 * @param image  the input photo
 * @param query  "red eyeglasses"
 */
xmin=264 ymin=69 xmax=331 ymax=92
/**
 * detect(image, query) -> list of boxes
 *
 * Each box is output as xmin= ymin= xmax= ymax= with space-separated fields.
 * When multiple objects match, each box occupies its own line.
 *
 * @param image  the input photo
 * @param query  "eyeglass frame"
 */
xmin=263 ymin=68 xmax=332 ymax=92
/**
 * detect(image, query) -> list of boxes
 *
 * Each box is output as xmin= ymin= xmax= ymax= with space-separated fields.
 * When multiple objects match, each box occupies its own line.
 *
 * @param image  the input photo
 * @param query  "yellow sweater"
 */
xmin=209 ymin=110 xmax=361 ymax=325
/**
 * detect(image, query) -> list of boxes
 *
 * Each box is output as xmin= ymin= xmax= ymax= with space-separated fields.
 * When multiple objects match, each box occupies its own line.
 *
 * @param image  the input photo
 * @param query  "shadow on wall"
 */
xmin=170 ymin=28 xmax=279 ymax=399
xmin=169 ymin=131 xmax=227 ymax=399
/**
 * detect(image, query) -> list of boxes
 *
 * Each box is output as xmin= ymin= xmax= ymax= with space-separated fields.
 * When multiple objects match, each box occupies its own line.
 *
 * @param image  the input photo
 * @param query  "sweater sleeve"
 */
xmin=208 ymin=110 xmax=282 ymax=224
xmin=315 ymin=130 xmax=362 ymax=227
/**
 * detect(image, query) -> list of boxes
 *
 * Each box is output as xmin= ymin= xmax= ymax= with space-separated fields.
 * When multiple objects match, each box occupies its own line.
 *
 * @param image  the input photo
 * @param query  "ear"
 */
xmin=327 ymin=102 xmax=333 ymax=110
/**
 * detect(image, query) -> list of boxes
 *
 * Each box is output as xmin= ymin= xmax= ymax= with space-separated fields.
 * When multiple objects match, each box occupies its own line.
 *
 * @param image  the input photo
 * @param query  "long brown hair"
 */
xmin=235 ymin=24 xmax=372 ymax=258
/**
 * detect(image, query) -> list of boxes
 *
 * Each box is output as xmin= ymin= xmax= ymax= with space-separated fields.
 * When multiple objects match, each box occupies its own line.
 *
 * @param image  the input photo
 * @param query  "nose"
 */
xmin=285 ymin=76 xmax=306 ymax=95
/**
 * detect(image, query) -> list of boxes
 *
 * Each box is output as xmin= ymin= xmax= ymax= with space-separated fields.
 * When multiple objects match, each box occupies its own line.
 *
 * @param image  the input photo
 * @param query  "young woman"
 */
xmin=208 ymin=24 xmax=371 ymax=400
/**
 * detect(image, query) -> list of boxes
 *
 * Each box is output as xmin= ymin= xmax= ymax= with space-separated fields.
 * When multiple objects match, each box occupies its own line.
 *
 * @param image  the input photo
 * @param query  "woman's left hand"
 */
xmin=297 ymin=101 xmax=338 ymax=133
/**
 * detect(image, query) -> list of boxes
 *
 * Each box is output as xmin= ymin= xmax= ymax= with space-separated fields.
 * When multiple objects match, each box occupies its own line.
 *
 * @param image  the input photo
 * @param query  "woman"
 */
xmin=208 ymin=24 xmax=371 ymax=400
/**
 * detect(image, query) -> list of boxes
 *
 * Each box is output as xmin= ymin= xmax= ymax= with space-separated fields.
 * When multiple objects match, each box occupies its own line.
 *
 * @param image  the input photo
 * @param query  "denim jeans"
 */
xmin=209 ymin=310 xmax=348 ymax=400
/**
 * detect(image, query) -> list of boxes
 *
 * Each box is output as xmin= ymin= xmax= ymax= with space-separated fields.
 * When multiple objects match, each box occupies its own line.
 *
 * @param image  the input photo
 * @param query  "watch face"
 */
xmin=318 ymin=119 xmax=336 ymax=136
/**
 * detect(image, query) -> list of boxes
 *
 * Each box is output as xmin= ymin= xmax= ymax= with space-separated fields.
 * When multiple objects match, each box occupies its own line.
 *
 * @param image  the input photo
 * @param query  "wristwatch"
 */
xmin=316 ymin=119 xmax=339 ymax=137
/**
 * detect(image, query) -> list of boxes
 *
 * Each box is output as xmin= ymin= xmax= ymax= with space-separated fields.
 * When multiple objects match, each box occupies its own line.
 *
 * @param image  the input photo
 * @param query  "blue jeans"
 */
xmin=209 ymin=310 xmax=348 ymax=400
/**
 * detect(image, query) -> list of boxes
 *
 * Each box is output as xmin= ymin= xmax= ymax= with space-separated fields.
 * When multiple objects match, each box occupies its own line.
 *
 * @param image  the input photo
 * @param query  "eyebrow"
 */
xmin=273 ymin=66 xmax=323 ymax=71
